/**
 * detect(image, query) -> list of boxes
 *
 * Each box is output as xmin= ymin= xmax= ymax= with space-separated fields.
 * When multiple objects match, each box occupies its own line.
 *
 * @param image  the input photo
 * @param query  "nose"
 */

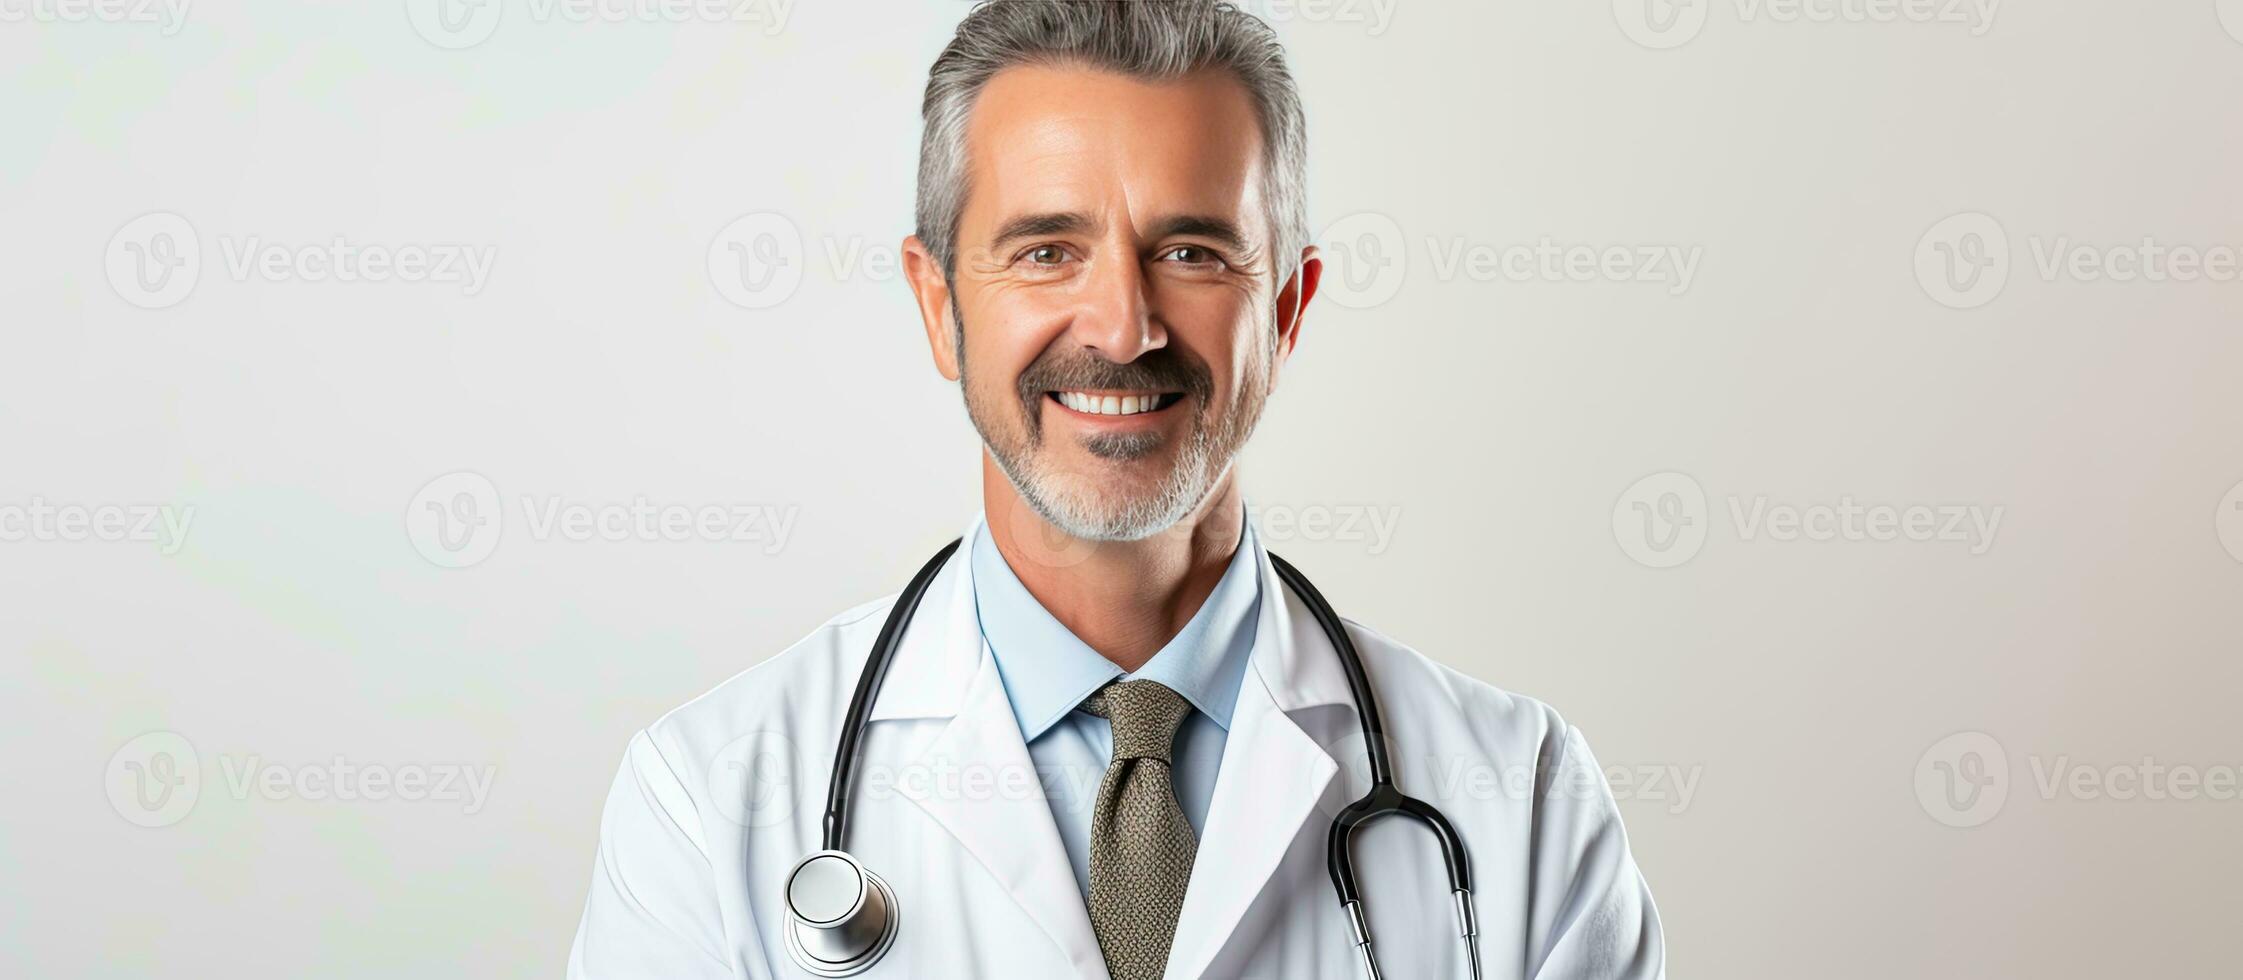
xmin=1067 ymin=250 xmax=1166 ymax=363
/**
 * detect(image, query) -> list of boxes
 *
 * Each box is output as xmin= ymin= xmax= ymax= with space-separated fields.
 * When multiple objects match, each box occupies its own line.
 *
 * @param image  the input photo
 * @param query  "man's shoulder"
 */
xmin=1336 ymin=617 xmax=1576 ymax=761
xmin=633 ymin=592 xmax=903 ymax=765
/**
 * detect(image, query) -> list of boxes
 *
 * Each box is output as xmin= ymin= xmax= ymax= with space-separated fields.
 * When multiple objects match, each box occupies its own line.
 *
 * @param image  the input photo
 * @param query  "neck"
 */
xmin=982 ymin=455 xmax=1244 ymax=672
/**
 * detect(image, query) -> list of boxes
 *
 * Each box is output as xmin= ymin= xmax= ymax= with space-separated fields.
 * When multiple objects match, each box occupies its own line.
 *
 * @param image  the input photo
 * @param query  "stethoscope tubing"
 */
xmin=810 ymin=538 xmax=1480 ymax=978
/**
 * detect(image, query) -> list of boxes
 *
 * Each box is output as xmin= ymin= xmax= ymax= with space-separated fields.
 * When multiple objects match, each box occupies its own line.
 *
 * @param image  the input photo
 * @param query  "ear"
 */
xmin=903 ymin=234 xmax=961 ymax=381
xmin=1269 ymin=245 xmax=1322 ymax=386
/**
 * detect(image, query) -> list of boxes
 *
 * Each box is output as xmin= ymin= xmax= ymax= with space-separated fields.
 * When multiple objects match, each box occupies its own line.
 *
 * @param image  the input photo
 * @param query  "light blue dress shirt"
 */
xmin=968 ymin=514 xmax=1262 ymax=899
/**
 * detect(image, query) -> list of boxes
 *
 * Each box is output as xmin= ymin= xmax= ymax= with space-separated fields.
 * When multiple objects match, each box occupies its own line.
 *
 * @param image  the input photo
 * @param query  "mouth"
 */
xmin=1044 ymin=388 xmax=1187 ymax=418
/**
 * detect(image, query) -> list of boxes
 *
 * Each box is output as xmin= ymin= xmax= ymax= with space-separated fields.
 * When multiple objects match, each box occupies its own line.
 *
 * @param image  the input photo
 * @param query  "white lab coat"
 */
xmin=569 ymin=519 xmax=1664 ymax=979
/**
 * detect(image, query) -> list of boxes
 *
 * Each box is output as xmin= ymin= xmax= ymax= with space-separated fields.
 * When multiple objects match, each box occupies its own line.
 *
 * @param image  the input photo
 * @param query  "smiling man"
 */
xmin=569 ymin=3 xmax=1664 ymax=978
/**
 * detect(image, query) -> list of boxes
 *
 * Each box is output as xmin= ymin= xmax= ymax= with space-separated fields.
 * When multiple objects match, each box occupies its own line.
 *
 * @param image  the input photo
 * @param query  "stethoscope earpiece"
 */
xmin=782 ymin=850 xmax=898 ymax=977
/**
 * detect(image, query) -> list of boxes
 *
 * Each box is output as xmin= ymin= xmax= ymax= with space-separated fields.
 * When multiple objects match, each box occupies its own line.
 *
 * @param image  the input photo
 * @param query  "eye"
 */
xmin=1159 ymin=245 xmax=1225 ymax=268
xmin=1020 ymin=244 xmax=1071 ymax=267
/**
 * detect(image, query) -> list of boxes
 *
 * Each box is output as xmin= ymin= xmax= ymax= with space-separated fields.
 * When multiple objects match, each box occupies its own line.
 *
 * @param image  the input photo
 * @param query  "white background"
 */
xmin=5 ymin=1 xmax=2243 ymax=977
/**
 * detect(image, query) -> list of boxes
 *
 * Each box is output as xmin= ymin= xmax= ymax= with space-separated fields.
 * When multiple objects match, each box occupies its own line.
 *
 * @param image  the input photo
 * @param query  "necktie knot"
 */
xmin=1080 ymin=680 xmax=1193 ymax=764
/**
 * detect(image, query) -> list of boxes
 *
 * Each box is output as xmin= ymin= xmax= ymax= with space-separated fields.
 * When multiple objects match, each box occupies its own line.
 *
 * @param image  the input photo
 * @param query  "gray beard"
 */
xmin=981 ymin=404 xmax=1226 ymax=542
xmin=955 ymin=310 xmax=1263 ymax=542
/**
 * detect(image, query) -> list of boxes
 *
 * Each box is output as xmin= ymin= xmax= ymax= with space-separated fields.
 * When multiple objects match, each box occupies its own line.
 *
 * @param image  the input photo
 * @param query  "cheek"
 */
xmin=963 ymin=287 xmax=1068 ymax=381
xmin=1161 ymin=287 xmax=1269 ymax=390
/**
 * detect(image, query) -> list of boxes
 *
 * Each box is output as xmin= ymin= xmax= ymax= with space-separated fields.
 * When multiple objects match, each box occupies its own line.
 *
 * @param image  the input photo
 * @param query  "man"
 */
xmin=569 ymin=2 xmax=1663 ymax=978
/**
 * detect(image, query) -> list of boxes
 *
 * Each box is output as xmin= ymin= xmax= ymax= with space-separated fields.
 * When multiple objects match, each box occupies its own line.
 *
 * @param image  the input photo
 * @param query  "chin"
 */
xmin=1012 ymin=466 xmax=1198 ymax=542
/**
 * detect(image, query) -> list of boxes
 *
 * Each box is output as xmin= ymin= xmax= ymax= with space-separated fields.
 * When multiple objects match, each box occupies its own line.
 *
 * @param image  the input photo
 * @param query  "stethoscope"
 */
xmin=781 ymin=539 xmax=1482 ymax=978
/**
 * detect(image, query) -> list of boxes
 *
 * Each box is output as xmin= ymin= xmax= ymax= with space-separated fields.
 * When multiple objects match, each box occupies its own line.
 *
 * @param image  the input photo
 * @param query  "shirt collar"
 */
xmin=969 ymin=509 xmax=1264 ymax=742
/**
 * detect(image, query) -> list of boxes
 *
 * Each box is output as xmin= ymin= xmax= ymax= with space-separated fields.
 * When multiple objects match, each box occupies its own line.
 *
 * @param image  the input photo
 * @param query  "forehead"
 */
xmin=961 ymin=64 xmax=1268 ymax=235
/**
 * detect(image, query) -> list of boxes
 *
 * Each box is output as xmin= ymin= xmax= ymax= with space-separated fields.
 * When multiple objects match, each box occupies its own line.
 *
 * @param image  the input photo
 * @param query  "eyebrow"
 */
xmin=1144 ymin=215 xmax=1251 ymax=253
xmin=989 ymin=211 xmax=1095 ymax=249
xmin=986 ymin=211 xmax=1255 ymax=254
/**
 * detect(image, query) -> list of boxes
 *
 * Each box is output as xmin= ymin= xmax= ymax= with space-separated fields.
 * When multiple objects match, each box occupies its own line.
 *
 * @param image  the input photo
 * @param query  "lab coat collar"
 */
xmin=879 ymin=516 xmax=1107 ymax=976
xmin=866 ymin=513 xmax=1355 ymax=723
xmin=1163 ymin=529 xmax=1355 ymax=978
xmin=864 ymin=514 xmax=1359 ymax=978
xmin=969 ymin=510 xmax=1264 ymax=742
xmin=860 ymin=520 xmax=986 ymax=723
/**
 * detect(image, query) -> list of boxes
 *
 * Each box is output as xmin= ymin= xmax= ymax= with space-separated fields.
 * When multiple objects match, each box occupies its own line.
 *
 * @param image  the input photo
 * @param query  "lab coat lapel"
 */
xmin=888 ymin=524 xmax=1110 ymax=979
xmin=1162 ymin=541 xmax=1354 ymax=980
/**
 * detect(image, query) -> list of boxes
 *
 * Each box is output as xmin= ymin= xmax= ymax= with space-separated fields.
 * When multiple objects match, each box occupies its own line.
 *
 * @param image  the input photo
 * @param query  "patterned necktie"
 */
xmin=1079 ymin=680 xmax=1199 ymax=980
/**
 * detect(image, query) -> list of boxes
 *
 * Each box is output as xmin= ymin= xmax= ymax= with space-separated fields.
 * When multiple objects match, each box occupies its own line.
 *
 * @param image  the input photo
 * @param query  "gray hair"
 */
xmin=915 ymin=0 xmax=1310 ymax=292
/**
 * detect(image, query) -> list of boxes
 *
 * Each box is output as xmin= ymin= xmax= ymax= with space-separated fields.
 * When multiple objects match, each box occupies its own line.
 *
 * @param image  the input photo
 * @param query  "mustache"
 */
xmin=1016 ymin=345 xmax=1212 ymax=398
xmin=1014 ymin=345 xmax=1214 ymax=433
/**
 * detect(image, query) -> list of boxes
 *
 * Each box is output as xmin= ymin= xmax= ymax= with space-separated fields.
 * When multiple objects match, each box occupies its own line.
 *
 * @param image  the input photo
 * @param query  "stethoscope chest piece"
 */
xmin=782 ymin=850 xmax=898 ymax=976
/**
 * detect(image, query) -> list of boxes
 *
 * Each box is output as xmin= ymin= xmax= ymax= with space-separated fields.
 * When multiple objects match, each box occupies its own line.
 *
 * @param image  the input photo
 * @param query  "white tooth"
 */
xmin=1121 ymin=396 xmax=1140 ymax=415
xmin=1100 ymin=395 xmax=1119 ymax=415
xmin=1068 ymin=392 xmax=1086 ymax=412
